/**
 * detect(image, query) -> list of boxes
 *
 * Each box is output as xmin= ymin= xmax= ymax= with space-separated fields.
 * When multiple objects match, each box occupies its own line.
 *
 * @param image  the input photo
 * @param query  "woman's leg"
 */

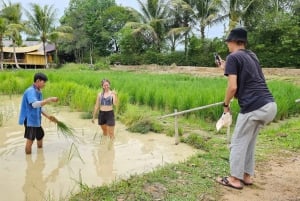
xmin=101 ymin=125 xmax=108 ymax=136
xmin=37 ymin=139 xmax=43 ymax=149
xmin=107 ymin=125 xmax=115 ymax=140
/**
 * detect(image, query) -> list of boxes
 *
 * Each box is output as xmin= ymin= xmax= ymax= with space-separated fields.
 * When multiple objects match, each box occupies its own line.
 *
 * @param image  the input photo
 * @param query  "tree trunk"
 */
xmin=43 ymin=42 xmax=48 ymax=68
xmin=89 ymin=44 xmax=93 ymax=65
xmin=200 ymin=26 xmax=205 ymax=40
xmin=13 ymin=40 xmax=21 ymax=69
xmin=0 ymin=36 xmax=3 ymax=70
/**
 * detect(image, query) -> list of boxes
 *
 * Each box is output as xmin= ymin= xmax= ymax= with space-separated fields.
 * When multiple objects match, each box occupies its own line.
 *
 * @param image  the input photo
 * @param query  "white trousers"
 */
xmin=230 ymin=102 xmax=277 ymax=180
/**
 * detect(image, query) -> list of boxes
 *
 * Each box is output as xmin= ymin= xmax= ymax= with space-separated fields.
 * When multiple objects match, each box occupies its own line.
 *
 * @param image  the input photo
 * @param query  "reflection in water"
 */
xmin=93 ymin=139 xmax=116 ymax=184
xmin=22 ymin=149 xmax=69 ymax=201
xmin=23 ymin=149 xmax=46 ymax=201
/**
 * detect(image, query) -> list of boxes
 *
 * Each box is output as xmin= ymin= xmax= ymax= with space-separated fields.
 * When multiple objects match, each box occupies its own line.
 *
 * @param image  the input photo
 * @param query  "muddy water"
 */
xmin=0 ymin=95 xmax=197 ymax=201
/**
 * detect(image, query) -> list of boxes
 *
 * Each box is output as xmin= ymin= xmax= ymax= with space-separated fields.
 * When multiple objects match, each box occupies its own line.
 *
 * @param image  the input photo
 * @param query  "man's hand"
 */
xmin=48 ymin=97 xmax=59 ymax=102
xmin=48 ymin=115 xmax=58 ymax=123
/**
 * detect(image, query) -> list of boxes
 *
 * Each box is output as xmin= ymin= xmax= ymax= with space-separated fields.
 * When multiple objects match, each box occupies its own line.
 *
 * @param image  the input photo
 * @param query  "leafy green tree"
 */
xmin=248 ymin=0 xmax=300 ymax=67
xmin=25 ymin=3 xmax=57 ymax=68
xmin=120 ymin=22 xmax=158 ymax=54
xmin=100 ymin=5 xmax=139 ymax=53
xmin=60 ymin=0 xmax=115 ymax=63
xmin=60 ymin=0 xmax=88 ymax=63
xmin=48 ymin=25 xmax=73 ymax=65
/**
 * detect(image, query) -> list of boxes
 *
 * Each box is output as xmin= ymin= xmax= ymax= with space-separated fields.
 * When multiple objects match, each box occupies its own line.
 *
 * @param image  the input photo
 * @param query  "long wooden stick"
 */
xmin=159 ymin=101 xmax=224 ymax=119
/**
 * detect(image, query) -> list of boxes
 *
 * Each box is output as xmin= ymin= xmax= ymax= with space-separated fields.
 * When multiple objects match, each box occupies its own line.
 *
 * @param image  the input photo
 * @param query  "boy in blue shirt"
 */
xmin=19 ymin=72 xmax=59 ymax=154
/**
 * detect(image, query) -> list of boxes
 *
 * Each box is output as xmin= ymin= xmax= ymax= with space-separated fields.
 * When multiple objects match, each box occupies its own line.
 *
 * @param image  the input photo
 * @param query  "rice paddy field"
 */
xmin=0 ymin=66 xmax=299 ymax=124
xmin=0 ymin=64 xmax=300 ymax=200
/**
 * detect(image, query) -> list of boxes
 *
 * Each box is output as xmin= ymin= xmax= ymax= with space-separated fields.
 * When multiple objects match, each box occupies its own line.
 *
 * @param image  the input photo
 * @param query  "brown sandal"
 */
xmin=217 ymin=177 xmax=243 ymax=190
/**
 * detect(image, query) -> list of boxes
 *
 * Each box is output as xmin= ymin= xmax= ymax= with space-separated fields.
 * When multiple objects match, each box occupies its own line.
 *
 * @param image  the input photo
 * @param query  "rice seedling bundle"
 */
xmin=49 ymin=116 xmax=75 ymax=138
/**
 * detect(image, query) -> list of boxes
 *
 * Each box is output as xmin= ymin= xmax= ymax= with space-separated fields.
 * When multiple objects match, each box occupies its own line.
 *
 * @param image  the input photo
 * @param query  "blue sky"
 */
xmin=10 ymin=0 xmax=223 ymax=38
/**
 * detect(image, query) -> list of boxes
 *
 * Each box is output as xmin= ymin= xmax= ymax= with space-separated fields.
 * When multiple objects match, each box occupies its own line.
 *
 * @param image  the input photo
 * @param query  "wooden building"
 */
xmin=2 ymin=41 xmax=55 ymax=68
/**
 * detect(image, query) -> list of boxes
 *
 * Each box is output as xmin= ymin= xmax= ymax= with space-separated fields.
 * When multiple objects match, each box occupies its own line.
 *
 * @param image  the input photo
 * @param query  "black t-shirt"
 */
xmin=224 ymin=49 xmax=274 ymax=113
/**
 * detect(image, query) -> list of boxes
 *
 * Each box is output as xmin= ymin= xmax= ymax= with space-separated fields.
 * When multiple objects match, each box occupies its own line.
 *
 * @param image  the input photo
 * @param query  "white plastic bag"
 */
xmin=216 ymin=112 xmax=232 ymax=131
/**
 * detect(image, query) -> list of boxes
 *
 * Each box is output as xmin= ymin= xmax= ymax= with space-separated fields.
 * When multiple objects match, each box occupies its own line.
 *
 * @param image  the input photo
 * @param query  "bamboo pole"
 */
xmin=174 ymin=109 xmax=179 ymax=145
xmin=159 ymin=101 xmax=224 ymax=119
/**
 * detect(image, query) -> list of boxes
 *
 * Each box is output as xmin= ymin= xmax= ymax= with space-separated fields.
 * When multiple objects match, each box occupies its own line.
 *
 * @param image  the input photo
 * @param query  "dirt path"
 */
xmin=112 ymin=65 xmax=300 ymax=79
xmin=113 ymin=65 xmax=300 ymax=201
xmin=218 ymin=151 xmax=300 ymax=201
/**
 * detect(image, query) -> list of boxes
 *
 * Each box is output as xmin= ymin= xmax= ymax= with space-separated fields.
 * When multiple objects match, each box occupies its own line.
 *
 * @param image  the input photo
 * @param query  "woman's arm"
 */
xmin=111 ymin=90 xmax=118 ymax=106
xmin=92 ymin=93 xmax=100 ymax=123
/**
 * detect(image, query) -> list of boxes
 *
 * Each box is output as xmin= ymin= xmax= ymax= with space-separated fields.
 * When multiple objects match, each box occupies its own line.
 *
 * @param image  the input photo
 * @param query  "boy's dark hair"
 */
xmin=34 ymin=72 xmax=48 ymax=82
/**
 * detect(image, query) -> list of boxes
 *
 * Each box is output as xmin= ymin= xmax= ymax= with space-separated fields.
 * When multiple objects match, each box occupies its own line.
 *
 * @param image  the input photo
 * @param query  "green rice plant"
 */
xmin=50 ymin=116 xmax=75 ymax=138
xmin=69 ymin=85 xmax=95 ymax=111
xmin=136 ymin=87 xmax=147 ymax=105
xmin=68 ymin=143 xmax=84 ymax=163
xmin=155 ymin=90 xmax=166 ymax=110
xmin=116 ymin=92 xmax=128 ymax=115
xmin=146 ymin=90 xmax=156 ymax=109
xmin=0 ymin=68 xmax=299 ymax=125
xmin=268 ymin=81 xmax=300 ymax=120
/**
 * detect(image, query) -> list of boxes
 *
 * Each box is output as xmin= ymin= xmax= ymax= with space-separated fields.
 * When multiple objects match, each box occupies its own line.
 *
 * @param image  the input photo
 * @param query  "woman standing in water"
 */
xmin=92 ymin=79 xmax=117 ymax=141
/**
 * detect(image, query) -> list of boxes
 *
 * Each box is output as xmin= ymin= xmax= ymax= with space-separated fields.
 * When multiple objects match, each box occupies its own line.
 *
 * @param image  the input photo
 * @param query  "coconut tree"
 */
xmin=5 ymin=23 xmax=23 ymax=68
xmin=167 ymin=0 xmax=196 ymax=53
xmin=0 ymin=0 xmax=24 ymax=69
xmin=136 ymin=0 xmax=171 ymax=51
xmin=24 ymin=3 xmax=57 ymax=68
xmin=165 ymin=27 xmax=190 ymax=52
xmin=194 ymin=0 xmax=227 ymax=39
xmin=227 ymin=0 xmax=255 ymax=30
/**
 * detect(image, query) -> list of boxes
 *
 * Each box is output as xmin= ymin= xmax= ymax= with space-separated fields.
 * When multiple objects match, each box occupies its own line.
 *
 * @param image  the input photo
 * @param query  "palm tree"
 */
xmin=1 ymin=0 xmax=23 ymax=69
xmin=24 ymin=3 xmax=57 ymax=68
xmin=168 ymin=0 xmax=196 ymax=53
xmin=166 ymin=27 xmax=190 ymax=52
xmin=193 ymin=0 xmax=226 ymax=39
xmin=227 ymin=0 xmax=255 ymax=30
xmin=5 ymin=23 xmax=23 ymax=68
xmin=136 ymin=0 xmax=171 ymax=51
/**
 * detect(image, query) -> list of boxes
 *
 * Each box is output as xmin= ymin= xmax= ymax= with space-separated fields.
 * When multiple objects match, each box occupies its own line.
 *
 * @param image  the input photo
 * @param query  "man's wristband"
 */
xmin=223 ymin=102 xmax=229 ymax=107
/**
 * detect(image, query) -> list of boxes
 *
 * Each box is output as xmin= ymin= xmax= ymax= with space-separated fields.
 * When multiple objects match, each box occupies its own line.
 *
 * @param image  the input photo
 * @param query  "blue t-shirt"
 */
xmin=224 ymin=50 xmax=274 ymax=113
xmin=19 ymin=85 xmax=43 ymax=127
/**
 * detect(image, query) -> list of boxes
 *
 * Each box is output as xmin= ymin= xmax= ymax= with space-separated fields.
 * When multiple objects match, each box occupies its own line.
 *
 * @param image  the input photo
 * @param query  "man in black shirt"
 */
xmin=216 ymin=28 xmax=277 ymax=189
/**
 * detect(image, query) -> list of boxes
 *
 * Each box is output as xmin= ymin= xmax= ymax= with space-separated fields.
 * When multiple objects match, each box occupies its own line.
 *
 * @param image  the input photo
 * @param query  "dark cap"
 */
xmin=225 ymin=27 xmax=247 ymax=42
